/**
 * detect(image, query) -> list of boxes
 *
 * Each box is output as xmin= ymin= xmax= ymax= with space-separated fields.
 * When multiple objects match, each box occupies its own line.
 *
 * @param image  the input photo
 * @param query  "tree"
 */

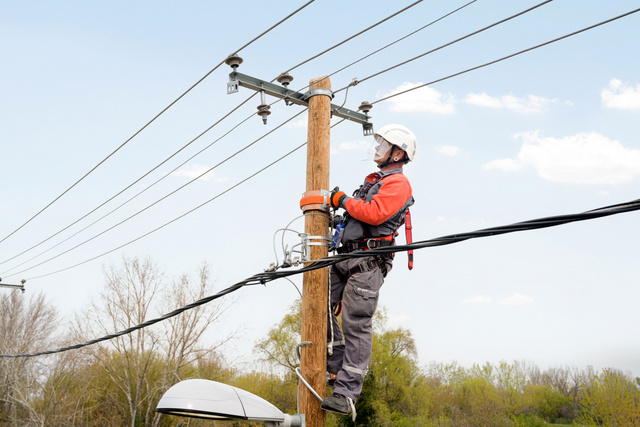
xmin=253 ymin=298 xmax=302 ymax=375
xmin=72 ymin=256 xmax=233 ymax=427
xmin=333 ymin=309 xmax=428 ymax=427
xmin=578 ymin=368 xmax=640 ymax=426
xmin=0 ymin=290 xmax=58 ymax=426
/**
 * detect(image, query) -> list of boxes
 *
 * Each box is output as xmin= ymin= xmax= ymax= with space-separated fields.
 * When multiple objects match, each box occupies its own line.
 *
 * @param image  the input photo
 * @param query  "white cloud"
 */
xmin=465 ymin=92 xmax=558 ymax=114
xmin=499 ymin=293 xmax=534 ymax=306
xmin=483 ymin=131 xmax=640 ymax=185
xmin=436 ymin=145 xmax=461 ymax=157
xmin=464 ymin=92 xmax=502 ymax=108
xmin=601 ymin=79 xmax=640 ymax=109
xmin=380 ymin=82 xmax=455 ymax=114
xmin=462 ymin=295 xmax=492 ymax=304
xmin=171 ymin=164 xmax=229 ymax=183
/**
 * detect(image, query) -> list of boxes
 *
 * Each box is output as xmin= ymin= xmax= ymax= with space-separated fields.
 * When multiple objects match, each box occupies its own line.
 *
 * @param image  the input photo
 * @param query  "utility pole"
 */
xmin=224 ymin=57 xmax=373 ymax=427
xmin=300 ymin=76 xmax=332 ymax=427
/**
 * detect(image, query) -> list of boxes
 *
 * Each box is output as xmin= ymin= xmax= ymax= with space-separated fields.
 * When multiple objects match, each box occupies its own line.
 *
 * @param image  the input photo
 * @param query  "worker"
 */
xmin=321 ymin=124 xmax=416 ymax=416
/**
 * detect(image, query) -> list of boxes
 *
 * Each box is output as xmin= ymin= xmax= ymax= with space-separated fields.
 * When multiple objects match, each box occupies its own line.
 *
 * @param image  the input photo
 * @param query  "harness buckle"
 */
xmin=358 ymin=261 xmax=372 ymax=273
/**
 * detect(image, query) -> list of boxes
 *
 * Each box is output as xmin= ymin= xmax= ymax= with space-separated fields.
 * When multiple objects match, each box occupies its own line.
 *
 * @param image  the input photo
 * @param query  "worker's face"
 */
xmin=373 ymin=136 xmax=393 ymax=165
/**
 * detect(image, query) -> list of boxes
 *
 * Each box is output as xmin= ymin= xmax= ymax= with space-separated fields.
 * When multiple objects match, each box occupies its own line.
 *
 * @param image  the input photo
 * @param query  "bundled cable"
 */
xmin=3 ymin=196 xmax=638 ymax=358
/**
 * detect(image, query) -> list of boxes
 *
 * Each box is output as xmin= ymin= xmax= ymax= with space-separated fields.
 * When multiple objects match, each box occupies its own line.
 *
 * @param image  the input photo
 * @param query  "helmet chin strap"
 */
xmin=377 ymin=146 xmax=405 ymax=169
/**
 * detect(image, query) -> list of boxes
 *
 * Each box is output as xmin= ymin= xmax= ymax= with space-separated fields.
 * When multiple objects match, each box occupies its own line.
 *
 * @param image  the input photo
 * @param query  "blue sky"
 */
xmin=2 ymin=1 xmax=640 ymax=375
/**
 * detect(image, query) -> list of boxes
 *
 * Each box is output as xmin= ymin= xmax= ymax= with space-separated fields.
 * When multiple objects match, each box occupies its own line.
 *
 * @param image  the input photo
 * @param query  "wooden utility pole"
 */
xmin=300 ymin=76 xmax=331 ymax=427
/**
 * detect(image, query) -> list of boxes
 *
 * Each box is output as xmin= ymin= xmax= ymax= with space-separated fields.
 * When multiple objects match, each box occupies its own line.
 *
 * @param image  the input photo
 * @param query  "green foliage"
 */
xmin=511 ymin=413 xmax=547 ymax=427
xmin=6 ymin=271 xmax=640 ymax=427
xmin=523 ymin=384 xmax=572 ymax=423
xmin=253 ymin=298 xmax=302 ymax=374
xmin=578 ymin=368 xmax=640 ymax=426
xmin=230 ymin=371 xmax=298 ymax=416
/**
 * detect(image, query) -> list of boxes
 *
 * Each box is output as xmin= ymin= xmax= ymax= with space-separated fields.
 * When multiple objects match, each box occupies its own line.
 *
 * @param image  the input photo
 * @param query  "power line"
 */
xmin=0 ymin=93 xmax=257 ymax=270
xmin=0 ymin=107 xmax=257 ymax=277
xmin=1 ymin=0 xmax=423 ymax=267
xmin=324 ymin=0 xmax=479 ymax=85
xmin=335 ymin=0 xmax=554 ymax=93
xmin=280 ymin=0 xmax=423 ymax=76
xmin=9 ymin=4 xmax=637 ymax=278
xmin=372 ymin=6 xmax=640 ymax=105
xmin=281 ymin=0 xmax=479 ymax=99
xmin=20 ymin=119 xmax=349 ymax=281
xmin=1 ymin=0 xmax=427 ymax=266
xmin=4 ymin=196 xmax=639 ymax=358
xmin=0 ymin=0 xmax=315 ymax=247
xmin=5 ymin=109 xmax=308 ymax=280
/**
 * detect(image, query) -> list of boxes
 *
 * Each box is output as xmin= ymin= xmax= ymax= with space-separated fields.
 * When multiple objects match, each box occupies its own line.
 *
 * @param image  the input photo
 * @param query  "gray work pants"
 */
xmin=326 ymin=255 xmax=387 ymax=401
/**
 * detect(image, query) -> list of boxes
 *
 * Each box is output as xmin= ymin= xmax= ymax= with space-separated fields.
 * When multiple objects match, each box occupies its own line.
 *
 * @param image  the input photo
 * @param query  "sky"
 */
xmin=2 ymin=0 xmax=640 ymax=378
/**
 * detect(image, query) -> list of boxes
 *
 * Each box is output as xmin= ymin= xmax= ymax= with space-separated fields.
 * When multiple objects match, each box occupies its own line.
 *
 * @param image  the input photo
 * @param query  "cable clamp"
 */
xmin=300 ymin=189 xmax=331 ymax=212
xmin=299 ymin=233 xmax=330 ymax=263
xmin=302 ymin=87 xmax=333 ymax=101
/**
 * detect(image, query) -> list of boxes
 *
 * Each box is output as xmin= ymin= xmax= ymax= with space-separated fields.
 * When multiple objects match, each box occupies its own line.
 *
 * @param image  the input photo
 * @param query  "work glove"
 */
xmin=330 ymin=186 xmax=348 ymax=209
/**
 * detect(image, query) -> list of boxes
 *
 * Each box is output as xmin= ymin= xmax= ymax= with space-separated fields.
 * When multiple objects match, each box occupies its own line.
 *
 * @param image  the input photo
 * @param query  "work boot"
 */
xmin=320 ymin=393 xmax=353 ymax=415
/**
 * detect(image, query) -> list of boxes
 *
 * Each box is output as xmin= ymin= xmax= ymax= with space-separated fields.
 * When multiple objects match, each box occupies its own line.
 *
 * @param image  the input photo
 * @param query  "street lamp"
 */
xmin=156 ymin=379 xmax=304 ymax=426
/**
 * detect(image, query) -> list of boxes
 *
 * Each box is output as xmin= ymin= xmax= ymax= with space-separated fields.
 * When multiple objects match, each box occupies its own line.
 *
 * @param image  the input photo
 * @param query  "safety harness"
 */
xmin=331 ymin=170 xmax=415 ymax=277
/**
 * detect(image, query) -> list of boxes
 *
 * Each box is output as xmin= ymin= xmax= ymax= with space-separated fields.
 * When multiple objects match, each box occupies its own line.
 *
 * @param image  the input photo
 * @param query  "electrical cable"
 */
xmin=6 ymin=6 xmax=639 ymax=355
xmin=373 ymin=7 xmax=640 ymax=105
xmin=13 ymin=120 xmax=348 ymax=282
xmin=3 ymin=196 xmax=638 ymax=358
xmin=280 ymin=0 xmax=423 ymax=76
xmin=20 ymin=140 xmax=307 ymax=282
xmin=0 ymin=101 xmax=261 ymax=276
xmin=323 ymin=0 xmax=479 ymax=86
xmin=285 ymin=0 xmax=479 ymax=99
xmin=334 ymin=0 xmax=554 ymax=93
xmin=0 ymin=0 xmax=316 ymax=248
xmin=1 ymin=0 xmax=460 ymax=268
xmin=0 ymin=93 xmax=257 ymax=270
xmin=4 ymin=109 xmax=307 ymax=280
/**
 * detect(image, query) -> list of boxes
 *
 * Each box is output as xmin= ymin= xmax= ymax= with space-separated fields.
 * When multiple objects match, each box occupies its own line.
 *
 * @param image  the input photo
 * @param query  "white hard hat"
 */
xmin=374 ymin=124 xmax=417 ymax=162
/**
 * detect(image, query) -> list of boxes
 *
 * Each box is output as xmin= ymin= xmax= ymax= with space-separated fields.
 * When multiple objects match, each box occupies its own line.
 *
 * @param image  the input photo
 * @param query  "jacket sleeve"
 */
xmin=344 ymin=174 xmax=412 ymax=225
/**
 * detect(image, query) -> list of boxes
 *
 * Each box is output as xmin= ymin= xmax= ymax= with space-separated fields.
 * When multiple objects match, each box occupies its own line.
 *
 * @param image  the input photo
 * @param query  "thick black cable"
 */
xmin=280 ymin=0 xmax=423 ymax=76
xmin=8 ymin=6 xmax=640 ymax=358
xmin=335 ymin=0 xmax=554 ymax=93
xmin=373 ymin=7 xmax=640 ymax=104
xmin=0 ymin=0 xmax=315 ymax=247
xmin=4 ymin=109 xmax=307 ymax=280
xmin=3 ymin=196 xmax=638 ymax=358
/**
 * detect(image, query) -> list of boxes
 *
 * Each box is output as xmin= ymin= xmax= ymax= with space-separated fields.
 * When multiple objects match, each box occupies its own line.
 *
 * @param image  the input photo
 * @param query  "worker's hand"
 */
xmin=330 ymin=187 xmax=347 ymax=209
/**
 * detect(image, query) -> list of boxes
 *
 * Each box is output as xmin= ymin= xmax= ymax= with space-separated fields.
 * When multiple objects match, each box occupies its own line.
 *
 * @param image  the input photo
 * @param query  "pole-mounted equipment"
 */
xmin=225 ymin=55 xmax=373 ymax=135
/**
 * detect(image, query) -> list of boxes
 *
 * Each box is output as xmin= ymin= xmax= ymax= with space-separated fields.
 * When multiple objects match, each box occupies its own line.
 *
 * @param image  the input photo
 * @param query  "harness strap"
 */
xmin=336 ymin=235 xmax=394 ymax=254
xmin=405 ymin=209 xmax=414 ymax=270
xmin=342 ymin=257 xmax=388 ymax=278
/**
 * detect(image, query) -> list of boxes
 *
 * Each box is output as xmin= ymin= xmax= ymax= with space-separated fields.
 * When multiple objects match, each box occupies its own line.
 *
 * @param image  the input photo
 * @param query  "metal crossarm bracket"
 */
xmin=0 ymin=278 xmax=25 ymax=293
xmin=228 ymin=72 xmax=373 ymax=133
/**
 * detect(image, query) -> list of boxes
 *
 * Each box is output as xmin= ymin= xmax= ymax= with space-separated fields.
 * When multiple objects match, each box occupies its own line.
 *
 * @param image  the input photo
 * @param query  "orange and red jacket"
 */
xmin=339 ymin=168 xmax=414 ymax=246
